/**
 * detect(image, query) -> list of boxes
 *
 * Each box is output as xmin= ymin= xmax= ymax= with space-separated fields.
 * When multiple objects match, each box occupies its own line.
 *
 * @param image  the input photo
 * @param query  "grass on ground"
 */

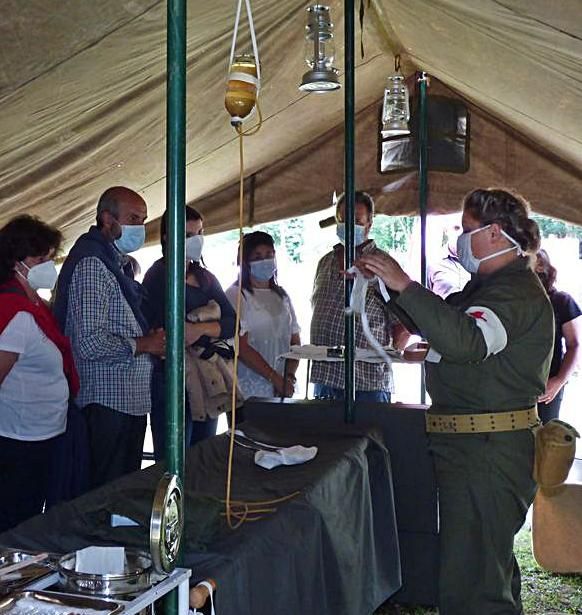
xmin=375 ymin=527 xmax=582 ymax=614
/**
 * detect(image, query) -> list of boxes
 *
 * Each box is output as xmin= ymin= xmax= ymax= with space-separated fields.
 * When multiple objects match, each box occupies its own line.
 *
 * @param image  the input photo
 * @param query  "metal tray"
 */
xmin=0 ymin=552 xmax=37 ymax=570
xmin=0 ymin=553 xmax=54 ymax=598
xmin=0 ymin=590 xmax=123 ymax=614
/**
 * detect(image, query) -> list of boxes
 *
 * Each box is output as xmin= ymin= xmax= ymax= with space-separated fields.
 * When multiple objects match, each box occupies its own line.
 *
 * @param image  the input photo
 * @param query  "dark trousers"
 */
xmin=430 ymin=429 xmax=537 ymax=615
xmin=538 ymin=388 xmax=564 ymax=424
xmin=313 ymin=383 xmax=391 ymax=403
xmin=150 ymin=372 xmax=217 ymax=462
xmin=85 ymin=404 xmax=147 ymax=490
xmin=0 ymin=435 xmax=58 ymax=533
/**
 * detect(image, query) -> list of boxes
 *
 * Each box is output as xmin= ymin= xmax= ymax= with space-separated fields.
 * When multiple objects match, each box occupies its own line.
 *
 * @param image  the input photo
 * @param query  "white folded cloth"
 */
xmin=75 ymin=546 xmax=125 ymax=575
xmin=255 ymin=445 xmax=318 ymax=470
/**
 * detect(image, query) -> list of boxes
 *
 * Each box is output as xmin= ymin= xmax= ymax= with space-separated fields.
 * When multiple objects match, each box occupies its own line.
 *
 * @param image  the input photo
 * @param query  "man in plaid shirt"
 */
xmin=310 ymin=191 xmax=404 ymax=402
xmin=54 ymin=187 xmax=165 ymax=489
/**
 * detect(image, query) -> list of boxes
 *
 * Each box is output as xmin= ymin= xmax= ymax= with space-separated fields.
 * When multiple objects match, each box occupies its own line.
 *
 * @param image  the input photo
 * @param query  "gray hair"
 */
xmin=96 ymin=188 xmax=121 ymax=227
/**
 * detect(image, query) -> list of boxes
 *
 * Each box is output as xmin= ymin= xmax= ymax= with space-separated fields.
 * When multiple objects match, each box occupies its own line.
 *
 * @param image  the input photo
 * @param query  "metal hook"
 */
xmin=394 ymin=54 xmax=401 ymax=72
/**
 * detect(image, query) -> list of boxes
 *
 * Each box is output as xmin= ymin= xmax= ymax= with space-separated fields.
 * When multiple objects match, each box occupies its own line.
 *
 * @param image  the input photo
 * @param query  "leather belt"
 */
xmin=426 ymin=407 xmax=539 ymax=434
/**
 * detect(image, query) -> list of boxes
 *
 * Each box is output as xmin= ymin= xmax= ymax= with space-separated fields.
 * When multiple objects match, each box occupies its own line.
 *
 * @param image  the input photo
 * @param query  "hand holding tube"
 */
xmin=356 ymin=253 xmax=412 ymax=293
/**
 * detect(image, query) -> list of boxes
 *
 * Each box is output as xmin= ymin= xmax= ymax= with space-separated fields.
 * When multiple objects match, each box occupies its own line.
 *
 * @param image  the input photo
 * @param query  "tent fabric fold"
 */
xmin=0 ymin=0 xmax=580 ymax=248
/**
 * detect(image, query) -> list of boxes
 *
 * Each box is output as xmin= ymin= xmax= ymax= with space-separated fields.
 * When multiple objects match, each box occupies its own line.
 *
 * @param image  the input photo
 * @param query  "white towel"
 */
xmin=255 ymin=445 xmax=318 ymax=470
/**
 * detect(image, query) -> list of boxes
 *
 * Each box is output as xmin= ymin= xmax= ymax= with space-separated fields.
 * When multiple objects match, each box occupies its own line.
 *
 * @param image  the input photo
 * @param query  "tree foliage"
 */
xmin=371 ymin=215 xmax=416 ymax=253
xmin=532 ymin=214 xmax=582 ymax=239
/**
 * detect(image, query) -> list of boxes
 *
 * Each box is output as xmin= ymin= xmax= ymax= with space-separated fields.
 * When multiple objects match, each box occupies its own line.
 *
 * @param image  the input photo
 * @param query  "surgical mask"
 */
xmin=186 ymin=235 xmax=204 ymax=262
xmin=19 ymin=260 xmax=59 ymax=291
xmin=336 ymin=223 xmax=367 ymax=247
xmin=249 ymin=258 xmax=277 ymax=281
xmin=114 ymin=224 xmax=145 ymax=254
xmin=456 ymin=224 xmax=523 ymax=274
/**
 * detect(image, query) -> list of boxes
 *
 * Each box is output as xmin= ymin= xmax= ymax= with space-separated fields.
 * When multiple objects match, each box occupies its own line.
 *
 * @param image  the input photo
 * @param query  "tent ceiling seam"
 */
xmin=135 ymin=51 xmax=386 ymax=196
xmin=405 ymin=51 xmax=582 ymax=153
xmin=491 ymin=0 xmax=582 ymax=42
xmin=0 ymin=0 xmax=163 ymax=106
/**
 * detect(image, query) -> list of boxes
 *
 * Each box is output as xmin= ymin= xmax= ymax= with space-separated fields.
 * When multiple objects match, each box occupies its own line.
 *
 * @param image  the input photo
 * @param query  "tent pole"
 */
xmin=165 ymin=1 xmax=186 ymax=612
xmin=165 ymin=0 xmax=186 ymax=496
xmin=344 ymin=0 xmax=356 ymax=423
xmin=418 ymin=72 xmax=429 ymax=405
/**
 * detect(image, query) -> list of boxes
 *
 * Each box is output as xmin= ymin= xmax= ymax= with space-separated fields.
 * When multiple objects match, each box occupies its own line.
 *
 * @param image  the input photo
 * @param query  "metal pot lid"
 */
xmin=149 ymin=473 xmax=183 ymax=575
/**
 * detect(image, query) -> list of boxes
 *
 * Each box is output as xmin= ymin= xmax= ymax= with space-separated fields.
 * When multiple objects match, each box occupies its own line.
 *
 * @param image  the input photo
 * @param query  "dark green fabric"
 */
xmin=0 ymin=462 xmax=222 ymax=554
xmin=430 ymin=430 xmax=536 ymax=615
xmin=397 ymin=258 xmax=554 ymax=413
xmin=0 ymin=424 xmax=401 ymax=615
xmin=394 ymin=257 xmax=553 ymax=614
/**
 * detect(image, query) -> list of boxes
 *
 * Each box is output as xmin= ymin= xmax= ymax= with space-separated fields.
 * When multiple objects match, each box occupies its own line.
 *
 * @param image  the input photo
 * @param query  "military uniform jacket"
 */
xmin=396 ymin=258 xmax=554 ymax=414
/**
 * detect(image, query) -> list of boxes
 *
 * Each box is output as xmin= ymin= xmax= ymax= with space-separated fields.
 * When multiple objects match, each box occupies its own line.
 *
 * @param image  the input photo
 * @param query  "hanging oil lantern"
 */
xmin=381 ymin=56 xmax=410 ymax=137
xmin=299 ymin=5 xmax=340 ymax=93
xmin=225 ymin=53 xmax=259 ymax=127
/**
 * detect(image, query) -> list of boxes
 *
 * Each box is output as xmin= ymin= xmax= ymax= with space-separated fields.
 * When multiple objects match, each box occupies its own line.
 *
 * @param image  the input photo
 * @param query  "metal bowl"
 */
xmin=57 ymin=549 xmax=152 ymax=597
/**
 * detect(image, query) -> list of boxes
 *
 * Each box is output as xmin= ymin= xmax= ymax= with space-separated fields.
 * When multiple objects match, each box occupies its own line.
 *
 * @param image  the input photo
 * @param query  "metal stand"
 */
xmin=26 ymin=568 xmax=192 ymax=615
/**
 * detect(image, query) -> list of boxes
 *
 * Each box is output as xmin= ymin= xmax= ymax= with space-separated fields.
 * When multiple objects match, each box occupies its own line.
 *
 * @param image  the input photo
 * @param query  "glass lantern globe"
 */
xmin=381 ymin=72 xmax=410 ymax=137
xmin=299 ymin=5 xmax=340 ymax=93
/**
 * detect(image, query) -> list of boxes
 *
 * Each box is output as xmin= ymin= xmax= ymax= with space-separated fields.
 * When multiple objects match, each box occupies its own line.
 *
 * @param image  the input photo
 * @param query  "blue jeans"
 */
xmin=313 ymin=384 xmax=391 ymax=403
xmin=151 ymin=371 xmax=218 ymax=461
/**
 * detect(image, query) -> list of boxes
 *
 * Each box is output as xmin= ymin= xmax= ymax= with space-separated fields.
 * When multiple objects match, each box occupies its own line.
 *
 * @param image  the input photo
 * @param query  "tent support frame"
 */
xmin=418 ymin=71 xmax=429 ymax=404
xmin=344 ymin=0 xmax=356 ymax=423
xmin=164 ymin=0 xmax=186 ymax=612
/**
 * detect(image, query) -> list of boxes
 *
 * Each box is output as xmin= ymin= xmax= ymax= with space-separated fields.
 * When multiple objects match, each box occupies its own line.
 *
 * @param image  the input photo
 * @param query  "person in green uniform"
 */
xmin=359 ymin=188 xmax=553 ymax=615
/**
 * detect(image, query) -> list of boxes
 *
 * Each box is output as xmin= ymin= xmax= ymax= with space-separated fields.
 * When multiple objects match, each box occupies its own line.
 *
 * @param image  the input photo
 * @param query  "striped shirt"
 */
xmin=310 ymin=240 xmax=395 ymax=392
xmin=65 ymin=257 xmax=152 ymax=415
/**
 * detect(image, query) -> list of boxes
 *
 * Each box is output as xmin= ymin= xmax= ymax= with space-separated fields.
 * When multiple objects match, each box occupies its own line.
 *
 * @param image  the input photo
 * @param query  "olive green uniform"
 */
xmin=396 ymin=259 xmax=553 ymax=615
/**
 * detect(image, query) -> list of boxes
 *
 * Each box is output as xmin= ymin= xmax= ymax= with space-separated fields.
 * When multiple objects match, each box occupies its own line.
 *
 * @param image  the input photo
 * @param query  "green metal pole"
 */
xmin=418 ymin=72 xmax=429 ymax=405
xmin=344 ymin=0 xmax=356 ymax=423
xmin=164 ymin=0 xmax=186 ymax=611
xmin=165 ymin=0 xmax=186 ymax=491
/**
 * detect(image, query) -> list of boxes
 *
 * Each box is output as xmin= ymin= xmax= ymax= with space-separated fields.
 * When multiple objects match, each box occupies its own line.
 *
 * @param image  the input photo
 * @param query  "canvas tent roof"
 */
xmin=0 ymin=0 xmax=581 ymax=248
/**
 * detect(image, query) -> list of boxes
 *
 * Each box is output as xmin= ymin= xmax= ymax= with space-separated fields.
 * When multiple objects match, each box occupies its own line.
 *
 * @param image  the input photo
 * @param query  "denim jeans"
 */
xmin=313 ymin=384 xmax=391 ymax=403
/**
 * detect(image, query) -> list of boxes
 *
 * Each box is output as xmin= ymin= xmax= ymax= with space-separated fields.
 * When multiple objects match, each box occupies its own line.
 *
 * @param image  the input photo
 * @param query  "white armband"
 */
xmin=465 ymin=306 xmax=507 ymax=358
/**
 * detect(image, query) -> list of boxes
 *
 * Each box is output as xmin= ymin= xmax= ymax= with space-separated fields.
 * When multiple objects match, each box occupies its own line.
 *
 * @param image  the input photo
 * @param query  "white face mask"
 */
xmin=185 ymin=235 xmax=204 ymax=262
xmin=249 ymin=257 xmax=277 ymax=281
xmin=19 ymin=260 xmax=59 ymax=291
xmin=456 ymin=224 xmax=523 ymax=274
xmin=114 ymin=224 xmax=145 ymax=254
xmin=336 ymin=223 xmax=367 ymax=247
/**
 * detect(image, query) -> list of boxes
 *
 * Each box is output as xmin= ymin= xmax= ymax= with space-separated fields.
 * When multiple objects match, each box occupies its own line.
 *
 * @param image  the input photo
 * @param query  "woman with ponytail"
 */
xmin=358 ymin=188 xmax=554 ymax=615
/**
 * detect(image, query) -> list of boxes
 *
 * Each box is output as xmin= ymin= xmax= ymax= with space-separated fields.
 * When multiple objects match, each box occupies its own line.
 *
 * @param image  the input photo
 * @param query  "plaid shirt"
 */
xmin=65 ymin=257 xmax=153 ymax=415
xmin=310 ymin=240 xmax=395 ymax=392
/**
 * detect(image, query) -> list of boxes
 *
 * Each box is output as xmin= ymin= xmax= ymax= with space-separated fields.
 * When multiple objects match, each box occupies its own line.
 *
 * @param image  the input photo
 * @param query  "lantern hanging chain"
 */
xmin=394 ymin=54 xmax=401 ymax=73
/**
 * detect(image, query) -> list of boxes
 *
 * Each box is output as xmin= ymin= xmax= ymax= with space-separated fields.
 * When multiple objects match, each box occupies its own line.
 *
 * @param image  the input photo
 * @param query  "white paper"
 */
xmin=74 ymin=546 xmax=125 ymax=575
